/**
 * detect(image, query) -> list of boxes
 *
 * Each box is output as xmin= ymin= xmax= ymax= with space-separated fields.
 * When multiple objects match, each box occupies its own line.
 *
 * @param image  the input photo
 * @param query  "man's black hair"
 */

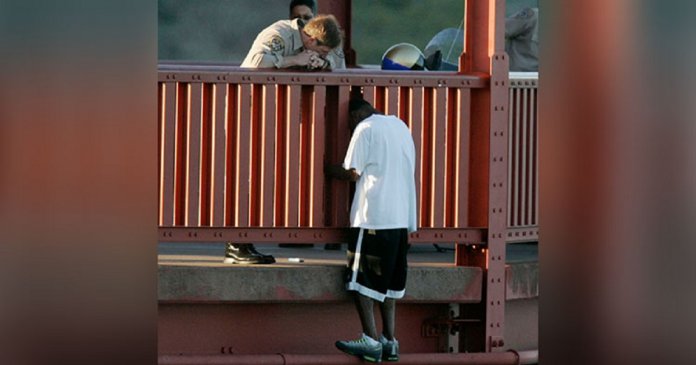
xmin=289 ymin=0 xmax=316 ymax=14
xmin=349 ymin=98 xmax=373 ymax=113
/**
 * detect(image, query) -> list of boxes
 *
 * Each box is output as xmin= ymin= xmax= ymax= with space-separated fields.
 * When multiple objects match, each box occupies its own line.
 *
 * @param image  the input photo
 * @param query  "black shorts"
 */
xmin=345 ymin=227 xmax=409 ymax=302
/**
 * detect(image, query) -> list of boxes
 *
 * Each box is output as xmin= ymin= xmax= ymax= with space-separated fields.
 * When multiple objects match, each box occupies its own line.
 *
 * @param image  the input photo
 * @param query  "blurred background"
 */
xmin=158 ymin=0 xmax=538 ymax=65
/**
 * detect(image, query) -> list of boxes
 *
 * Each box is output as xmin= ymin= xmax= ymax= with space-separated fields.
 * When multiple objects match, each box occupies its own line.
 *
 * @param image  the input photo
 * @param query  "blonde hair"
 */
xmin=303 ymin=14 xmax=343 ymax=49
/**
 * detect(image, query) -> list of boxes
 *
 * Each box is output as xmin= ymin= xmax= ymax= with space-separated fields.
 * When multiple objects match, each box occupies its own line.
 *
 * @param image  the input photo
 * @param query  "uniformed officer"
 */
xmin=241 ymin=14 xmax=343 ymax=70
xmin=226 ymin=14 xmax=344 ymax=265
xmin=288 ymin=0 xmax=346 ymax=70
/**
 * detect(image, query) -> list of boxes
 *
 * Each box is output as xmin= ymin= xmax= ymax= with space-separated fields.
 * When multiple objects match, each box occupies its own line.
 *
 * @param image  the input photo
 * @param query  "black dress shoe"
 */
xmin=245 ymin=244 xmax=276 ymax=264
xmin=224 ymin=243 xmax=275 ymax=264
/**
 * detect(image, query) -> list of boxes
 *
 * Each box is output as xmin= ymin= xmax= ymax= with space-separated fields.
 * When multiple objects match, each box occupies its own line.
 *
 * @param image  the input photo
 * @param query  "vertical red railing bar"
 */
xmin=420 ymin=87 xmax=433 ymax=227
xmin=409 ymin=87 xmax=423 ymax=228
xmin=160 ymin=82 xmax=177 ymax=227
xmin=249 ymin=85 xmax=263 ymax=226
xmin=526 ymin=88 xmax=536 ymax=226
xmin=457 ymin=89 xmax=471 ymax=227
xmin=375 ymin=86 xmax=386 ymax=113
xmin=512 ymin=87 xmax=521 ymax=227
xmin=432 ymin=88 xmax=447 ymax=228
xmin=531 ymin=88 xmax=538 ymax=225
xmin=185 ymin=83 xmax=203 ymax=226
xmin=225 ymin=84 xmax=239 ymax=226
xmin=520 ymin=87 xmax=529 ymax=226
xmin=362 ymin=86 xmax=375 ymax=106
xmin=158 ymin=83 xmax=163 ymax=224
xmin=445 ymin=88 xmax=458 ymax=227
xmin=507 ymin=87 xmax=514 ymax=227
xmin=399 ymin=87 xmax=410 ymax=123
xmin=237 ymin=84 xmax=252 ymax=227
xmin=286 ymin=85 xmax=301 ymax=227
xmin=299 ymin=86 xmax=313 ymax=226
xmin=200 ymin=84 xmax=213 ymax=226
xmin=262 ymin=84 xmax=277 ymax=227
xmin=275 ymin=85 xmax=288 ymax=226
xmin=211 ymin=83 xmax=227 ymax=226
xmin=331 ymin=86 xmax=351 ymax=227
xmin=386 ymin=86 xmax=399 ymax=116
xmin=174 ymin=83 xmax=188 ymax=226
xmin=311 ymin=85 xmax=326 ymax=227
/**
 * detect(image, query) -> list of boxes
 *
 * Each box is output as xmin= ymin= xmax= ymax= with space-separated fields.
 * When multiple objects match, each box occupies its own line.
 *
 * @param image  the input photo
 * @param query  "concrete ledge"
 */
xmin=159 ymin=265 xmax=483 ymax=303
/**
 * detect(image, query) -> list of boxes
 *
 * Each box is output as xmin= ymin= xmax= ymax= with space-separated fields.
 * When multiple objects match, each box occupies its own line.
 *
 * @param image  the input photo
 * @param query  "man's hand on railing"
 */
xmin=324 ymin=163 xmax=360 ymax=181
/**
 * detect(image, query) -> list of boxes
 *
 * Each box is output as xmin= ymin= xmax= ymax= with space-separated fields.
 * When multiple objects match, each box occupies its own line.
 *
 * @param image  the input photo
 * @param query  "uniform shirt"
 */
xmin=241 ymin=18 xmax=345 ymax=70
xmin=505 ymin=7 xmax=539 ymax=72
xmin=343 ymin=114 xmax=417 ymax=233
xmin=325 ymin=44 xmax=346 ymax=70
xmin=241 ymin=19 xmax=305 ymax=68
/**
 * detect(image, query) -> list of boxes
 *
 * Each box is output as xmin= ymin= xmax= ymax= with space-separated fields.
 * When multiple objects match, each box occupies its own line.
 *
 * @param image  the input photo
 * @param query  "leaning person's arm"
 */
xmin=324 ymin=164 xmax=360 ymax=181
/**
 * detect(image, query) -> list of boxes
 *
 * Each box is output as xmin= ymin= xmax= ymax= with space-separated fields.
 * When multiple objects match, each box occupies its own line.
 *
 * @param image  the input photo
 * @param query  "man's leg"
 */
xmin=355 ymin=293 xmax=379 ymax=340
xmin=379 ymin=298 xmax=396 ymax=340
xmin=378 ymin=298 xmax=400 ymax=361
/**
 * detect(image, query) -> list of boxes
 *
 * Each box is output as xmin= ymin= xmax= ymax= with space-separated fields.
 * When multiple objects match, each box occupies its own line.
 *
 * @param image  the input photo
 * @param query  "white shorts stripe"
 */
xmin=349 ymin=228 xmax=364 ymax=284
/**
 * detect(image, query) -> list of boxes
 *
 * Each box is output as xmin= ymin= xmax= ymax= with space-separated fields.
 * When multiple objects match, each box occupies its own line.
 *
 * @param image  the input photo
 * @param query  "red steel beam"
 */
xmin=159 ymin=352 xmax=521 ymax=365
xmin=457 ymin=0 xmax=509 ymax=354
xmin=157 ymin=67 xmax=488 ymax=89
xmin=158 ymin=227 xmax=484 ymax=244
xmin=317 ymin=0 xmax=355 ymax=67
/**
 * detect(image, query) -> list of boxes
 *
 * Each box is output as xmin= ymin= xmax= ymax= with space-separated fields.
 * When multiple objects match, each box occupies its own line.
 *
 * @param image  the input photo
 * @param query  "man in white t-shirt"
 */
xmin=326 ymin=98 xmax=417 ymax=363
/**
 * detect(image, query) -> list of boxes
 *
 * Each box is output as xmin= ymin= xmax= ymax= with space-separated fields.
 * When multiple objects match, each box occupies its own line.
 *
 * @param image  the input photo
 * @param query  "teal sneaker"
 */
xmin=335 ymin=333 xmax=383 ymax=363
xmin=379 ymin=335 xmax=399 ymax=361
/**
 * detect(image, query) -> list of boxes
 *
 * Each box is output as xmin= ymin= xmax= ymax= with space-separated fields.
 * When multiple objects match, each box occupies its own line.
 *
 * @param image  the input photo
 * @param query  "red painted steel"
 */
xmin=158 ymin=70 xmax=490 ymax=242
xmin=224 ymin=84 xmax=239 ymax=226
xmin=158 ymin=227 xmax=484 ymax=244
xmin=507 ymin=76 xmax=538 ymax=236
xmin=457 ymin=89 xmax=471 ymax=228
xmin=261 ymin=84 xmax=277 ymax=227
xmin=455 ymin=0 xmax=510 ymax=354
xmin=159 ymin=352 xmax=520 ymax=365
xmin=318 ymin=0 xmax=355 ymax=67
xmin=211 ymin=83 xmax=227 ymax=226
xmin=160 ymin=82 xmax=176 ymax=226
xmin=432 ymin=88 xmax=447 ymax=228
xmin=237 ymin=84 xmax=252 ymax=227
xmin=286 ymin=85 xmax=301 ymax=227
xmin=311 ymin=86 xmax=326 ymax=226
xmin=157 ymin=0 xmax=540 ymax=360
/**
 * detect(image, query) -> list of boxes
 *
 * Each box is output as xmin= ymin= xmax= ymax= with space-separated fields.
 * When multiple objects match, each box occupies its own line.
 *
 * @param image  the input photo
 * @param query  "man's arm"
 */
xmin=324 ymin=164 xmax=360 ymax=181
xmin=324 ymin=46 xmax=346 ymax=70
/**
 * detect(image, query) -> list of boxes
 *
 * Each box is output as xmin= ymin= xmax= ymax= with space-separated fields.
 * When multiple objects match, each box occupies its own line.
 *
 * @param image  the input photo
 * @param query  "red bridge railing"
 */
xmin=507 ymin=72 xmax=538 ymax=242
xmin=158 ymin=65 xmax=538 ymax=244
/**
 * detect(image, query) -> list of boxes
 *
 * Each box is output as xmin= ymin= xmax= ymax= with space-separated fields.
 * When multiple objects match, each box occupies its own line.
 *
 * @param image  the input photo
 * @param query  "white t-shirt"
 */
xmin=343 ymin=114 xmax=418 ymax=232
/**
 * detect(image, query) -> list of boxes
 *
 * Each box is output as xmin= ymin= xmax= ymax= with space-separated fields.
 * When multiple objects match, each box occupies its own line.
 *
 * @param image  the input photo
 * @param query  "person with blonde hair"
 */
xmin=241 ymin=14 xmax=343 ymax=70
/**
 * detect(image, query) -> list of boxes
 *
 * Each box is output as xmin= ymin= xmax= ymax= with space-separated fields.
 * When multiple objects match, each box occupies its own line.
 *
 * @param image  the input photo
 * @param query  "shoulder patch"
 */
xmin=264 ymin=35 xmax=285 ymax=52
